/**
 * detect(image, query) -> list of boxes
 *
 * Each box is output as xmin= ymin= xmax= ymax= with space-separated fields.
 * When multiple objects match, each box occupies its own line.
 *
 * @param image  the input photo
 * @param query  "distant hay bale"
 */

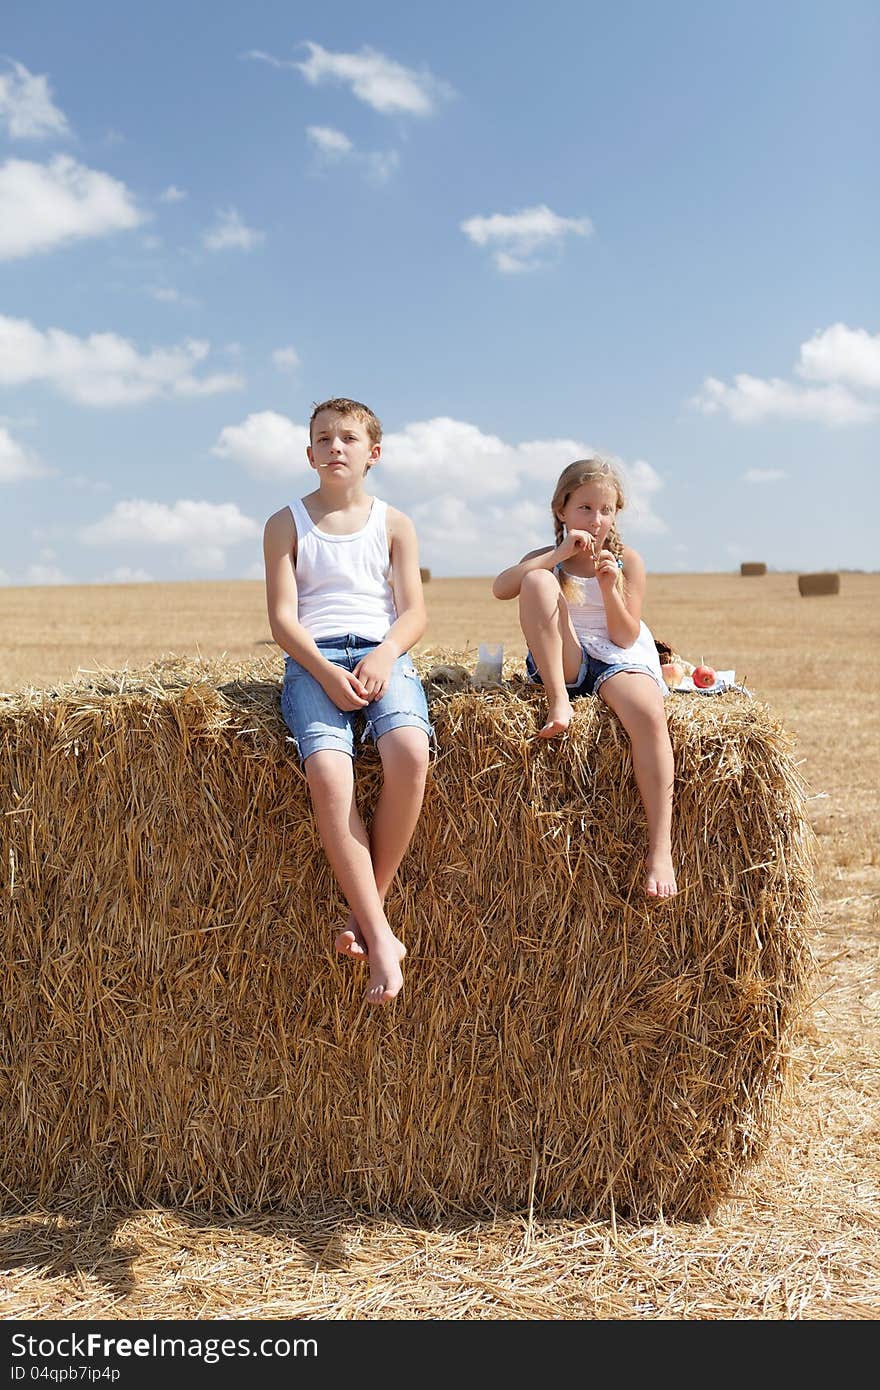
xmin=740 ymin=562 xmax=767 ymax=576
xmin=798 ymin=572 xmax=840 ymax=596
xmin=419 ymin=567 xmax=431 ymax=582
xmin=0 ymin=654 xmax=816 ymax=1222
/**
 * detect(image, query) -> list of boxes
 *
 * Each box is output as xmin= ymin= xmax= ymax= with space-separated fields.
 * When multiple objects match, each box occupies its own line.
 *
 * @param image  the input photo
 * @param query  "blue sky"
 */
xmin=1 ymin=0 xmax=877 ymax=585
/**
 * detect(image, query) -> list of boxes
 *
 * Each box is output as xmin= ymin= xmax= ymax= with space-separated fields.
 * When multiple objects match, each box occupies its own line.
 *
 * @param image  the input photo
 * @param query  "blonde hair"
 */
xmin=309 ymin=397 xmax=383 ymax=446
xmin=551 ymin=456 xmax=626 ymax=597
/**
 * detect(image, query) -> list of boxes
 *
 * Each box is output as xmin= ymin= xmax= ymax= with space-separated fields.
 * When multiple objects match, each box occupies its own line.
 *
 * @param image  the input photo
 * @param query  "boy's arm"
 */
xmin=351 ymin=508 xmax=427 ymax=700
xmin=263 ymin=508 xmax=369 ymax=709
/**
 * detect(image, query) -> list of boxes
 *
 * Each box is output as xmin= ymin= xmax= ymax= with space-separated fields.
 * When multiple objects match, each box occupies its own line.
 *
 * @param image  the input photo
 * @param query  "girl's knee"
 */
xmin=612 ymin=692 xmax=667 ymax=738
xmin=519 ymin=568 xmax=560 ymax=601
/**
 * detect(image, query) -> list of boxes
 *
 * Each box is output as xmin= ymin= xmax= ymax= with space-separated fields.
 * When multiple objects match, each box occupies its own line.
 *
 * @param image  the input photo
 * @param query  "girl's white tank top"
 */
xmin=289 ymin=495 xmax=398 ymax=642
xmin=558 ymin=567 xmax=664 ymax=682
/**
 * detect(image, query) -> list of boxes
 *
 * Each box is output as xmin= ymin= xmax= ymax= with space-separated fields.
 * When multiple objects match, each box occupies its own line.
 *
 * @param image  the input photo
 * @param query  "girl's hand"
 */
xmin=594 ymin=547 xmax=619 ymax=593
xmin=554 ymin=529 xmax=592 ymax=564
xmin=321 ymin=664 xmax=370 ymax=711
xmin=353 ymin=643 xmax=396 ymax=701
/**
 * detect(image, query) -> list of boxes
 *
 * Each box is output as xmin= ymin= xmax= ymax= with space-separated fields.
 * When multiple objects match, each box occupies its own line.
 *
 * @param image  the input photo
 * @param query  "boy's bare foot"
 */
xmin=334 ymin=913 xmax=368 ymax=958
xmin=366 ymin=934 xmax=406 ymax=1006
xmin=535 ymin=699 xmax=573 ymax=739
xmin=645 ymin=855 xmax=678 ymax=898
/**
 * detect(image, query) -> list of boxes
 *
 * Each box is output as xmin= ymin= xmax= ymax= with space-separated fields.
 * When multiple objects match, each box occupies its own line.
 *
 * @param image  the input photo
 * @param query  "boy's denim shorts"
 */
xmin=281 ymin=634 xmax=434 ymax=765
xmin=526 ymin=644 xmax=667 ymax=698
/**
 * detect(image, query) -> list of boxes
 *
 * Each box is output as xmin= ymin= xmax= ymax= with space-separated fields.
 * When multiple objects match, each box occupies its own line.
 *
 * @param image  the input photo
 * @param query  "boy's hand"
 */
xmin=320 ymin=664 xmax=370 ymax=711
xmin=353 ymin=643 xmax=397 ymax=700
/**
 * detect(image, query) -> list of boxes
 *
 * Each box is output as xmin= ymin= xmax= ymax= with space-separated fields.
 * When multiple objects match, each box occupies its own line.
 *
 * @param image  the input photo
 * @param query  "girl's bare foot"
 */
xmin=645 ymin=855 xmax=677 ymax=898
xmin=535 ymin=699 xmax=573 ymax=739
xmin=366 ymin=933 xmax=406 ymax=1005
xmin=334 ymin=913 xmax=368 ymax=958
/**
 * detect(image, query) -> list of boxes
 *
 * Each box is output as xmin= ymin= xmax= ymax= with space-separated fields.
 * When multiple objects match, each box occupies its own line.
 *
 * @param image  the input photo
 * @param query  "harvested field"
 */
xmin=0 ymin=572 xmax=878 ymax=1320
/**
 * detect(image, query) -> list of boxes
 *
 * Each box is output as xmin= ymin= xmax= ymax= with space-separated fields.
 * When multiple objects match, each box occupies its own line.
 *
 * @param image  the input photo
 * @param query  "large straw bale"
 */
xmin=0 ymin=654 xmax=816 ymax=1222
xmin=740 ymin=562 xmax=767 ymax=576
xmin=798 ymin=572 xmax=840 ymax=596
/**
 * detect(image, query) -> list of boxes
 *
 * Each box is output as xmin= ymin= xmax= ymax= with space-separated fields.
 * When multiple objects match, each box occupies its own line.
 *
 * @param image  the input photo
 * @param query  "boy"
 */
xmin=263 ymin=397 xmax=432 ymax=1004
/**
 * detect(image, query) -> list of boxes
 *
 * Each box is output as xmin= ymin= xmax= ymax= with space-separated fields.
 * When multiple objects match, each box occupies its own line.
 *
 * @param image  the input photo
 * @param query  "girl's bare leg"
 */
xmin=304 ymin=748 xmax=405 ymax=1003
xmin=518 ymin=569 xmax=583 ymax=738
xmin=599 ymin=673 xmax=678 ymax=897
xmin=335 ymin=726 xmax=429 ymax=959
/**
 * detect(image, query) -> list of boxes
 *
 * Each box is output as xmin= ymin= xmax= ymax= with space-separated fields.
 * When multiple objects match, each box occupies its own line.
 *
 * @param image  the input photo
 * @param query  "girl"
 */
xmin=492 ymin=456 xmax=677 ymax=898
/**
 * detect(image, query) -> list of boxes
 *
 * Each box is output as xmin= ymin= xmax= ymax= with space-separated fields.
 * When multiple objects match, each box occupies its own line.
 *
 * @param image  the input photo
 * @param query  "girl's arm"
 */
xmin=492 ymin=545 xmax=558 ymax=600
xmin=352 ymin=508 xmax=427 ymax=699
xmin=263 ymin=507 xmax=369 ymax=709
xmin=596 ymin=543 xmax=646 ymax=647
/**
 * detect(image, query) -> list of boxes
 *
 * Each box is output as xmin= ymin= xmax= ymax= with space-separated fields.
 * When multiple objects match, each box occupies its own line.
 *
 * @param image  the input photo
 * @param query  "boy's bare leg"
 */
xmin=599 ymin=673 xmax=678 ymax=897
xmin=336 ymin=726 xmax=429 ymax=959
xmin=517 ymin=569 xmax=583 ymax=738
xmin=304 ymin=749 xmax=406 ymax=1003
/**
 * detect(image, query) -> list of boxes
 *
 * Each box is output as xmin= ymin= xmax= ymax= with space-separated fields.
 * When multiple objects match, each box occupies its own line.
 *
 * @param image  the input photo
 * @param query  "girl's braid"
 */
xmin=604 ymin=520 xmax=626 ymax=595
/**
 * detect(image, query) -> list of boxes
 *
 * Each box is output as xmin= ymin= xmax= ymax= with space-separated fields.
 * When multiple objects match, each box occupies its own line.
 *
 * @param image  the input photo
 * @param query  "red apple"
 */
xmin=692 ymin=664 xmax=717 ymax=689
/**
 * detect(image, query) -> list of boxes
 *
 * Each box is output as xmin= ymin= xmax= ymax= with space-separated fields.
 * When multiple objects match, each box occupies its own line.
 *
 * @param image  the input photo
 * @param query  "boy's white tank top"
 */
xmin=289 ymin=495 xmax=398 ymax=642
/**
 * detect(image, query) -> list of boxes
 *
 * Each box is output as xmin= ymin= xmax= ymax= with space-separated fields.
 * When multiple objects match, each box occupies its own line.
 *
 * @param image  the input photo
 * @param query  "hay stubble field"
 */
xmin=1 ymin=572 xmax=878 ymax=1319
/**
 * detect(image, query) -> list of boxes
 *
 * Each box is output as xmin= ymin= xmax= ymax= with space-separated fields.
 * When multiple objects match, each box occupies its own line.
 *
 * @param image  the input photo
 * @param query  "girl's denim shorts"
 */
xmin=526 ymin=644 xmax=667 ymax=698
xmin=281 ymin=634 xmax=434 ymax=765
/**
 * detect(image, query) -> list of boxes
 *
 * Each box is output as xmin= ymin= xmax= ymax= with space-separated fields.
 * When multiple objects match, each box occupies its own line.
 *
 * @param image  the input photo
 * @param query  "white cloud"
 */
xmin=80 ymin=499 xmax=260 ymax=571
xmin=0 ymin=59 xmax=69 ymax=140
xmin=202 ymin=207 xmax=264 ymax=252
xmin=382 ymin=419 xmax=621 ymax=502
xmin=690 ymin=323 xmax=880 ymax=428
xmin=212 ymin=411 xmax=310 ymax=477
xmin=743 ymin=468 xmax=787 ymax=483
xmin=796 ymin=323 xmax=880 ymax=391
xmin=306 ymin=125 xmax=353 ymax=157
xmin=689 ymin=374 xmax=877 ymax=426
xmin=0 ymin=155 xmax=144 ymax=261
xmin=0 ymin=314 xmax=243 ymax=406
xmin=272 ymin=346 xmax=301 ymax=372
xmin=306 ymin=125 xmax=400 ymax=184
xmin=293 ymin=41 xmax=453 ymax=115
xmin=364 ymin=150 xmax=400 ymax=184
xmin=160 ymin=184 xmax=187 ymax=203
xmin=96 ymin=567 xmax=154 ymax=583
xmin=25 ymin=563 xmax=70 ymax=585
xmin=0 ymin=423 xmax=51 ymax=481
xmin=461 ymin=204 xmax=593 ymax=273
xmin=382 ymin=417 xmax=528 ymax=498
xmin=213 ymin=411 xmax=667 ymax=575
xmin=623 ymin=459 xmax=668 ymax=534
xmin=382 ymin=419 xmax=666 ymax=574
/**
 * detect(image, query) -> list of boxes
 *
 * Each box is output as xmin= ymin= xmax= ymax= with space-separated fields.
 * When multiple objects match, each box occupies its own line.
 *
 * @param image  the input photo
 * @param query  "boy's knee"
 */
xmin=380 ymin=728 xmax=429 ymax=781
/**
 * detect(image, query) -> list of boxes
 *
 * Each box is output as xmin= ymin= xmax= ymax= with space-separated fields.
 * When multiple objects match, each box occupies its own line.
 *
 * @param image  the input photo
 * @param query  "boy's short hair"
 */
xmin=309 ymin=398 xmax=382 ymax=445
